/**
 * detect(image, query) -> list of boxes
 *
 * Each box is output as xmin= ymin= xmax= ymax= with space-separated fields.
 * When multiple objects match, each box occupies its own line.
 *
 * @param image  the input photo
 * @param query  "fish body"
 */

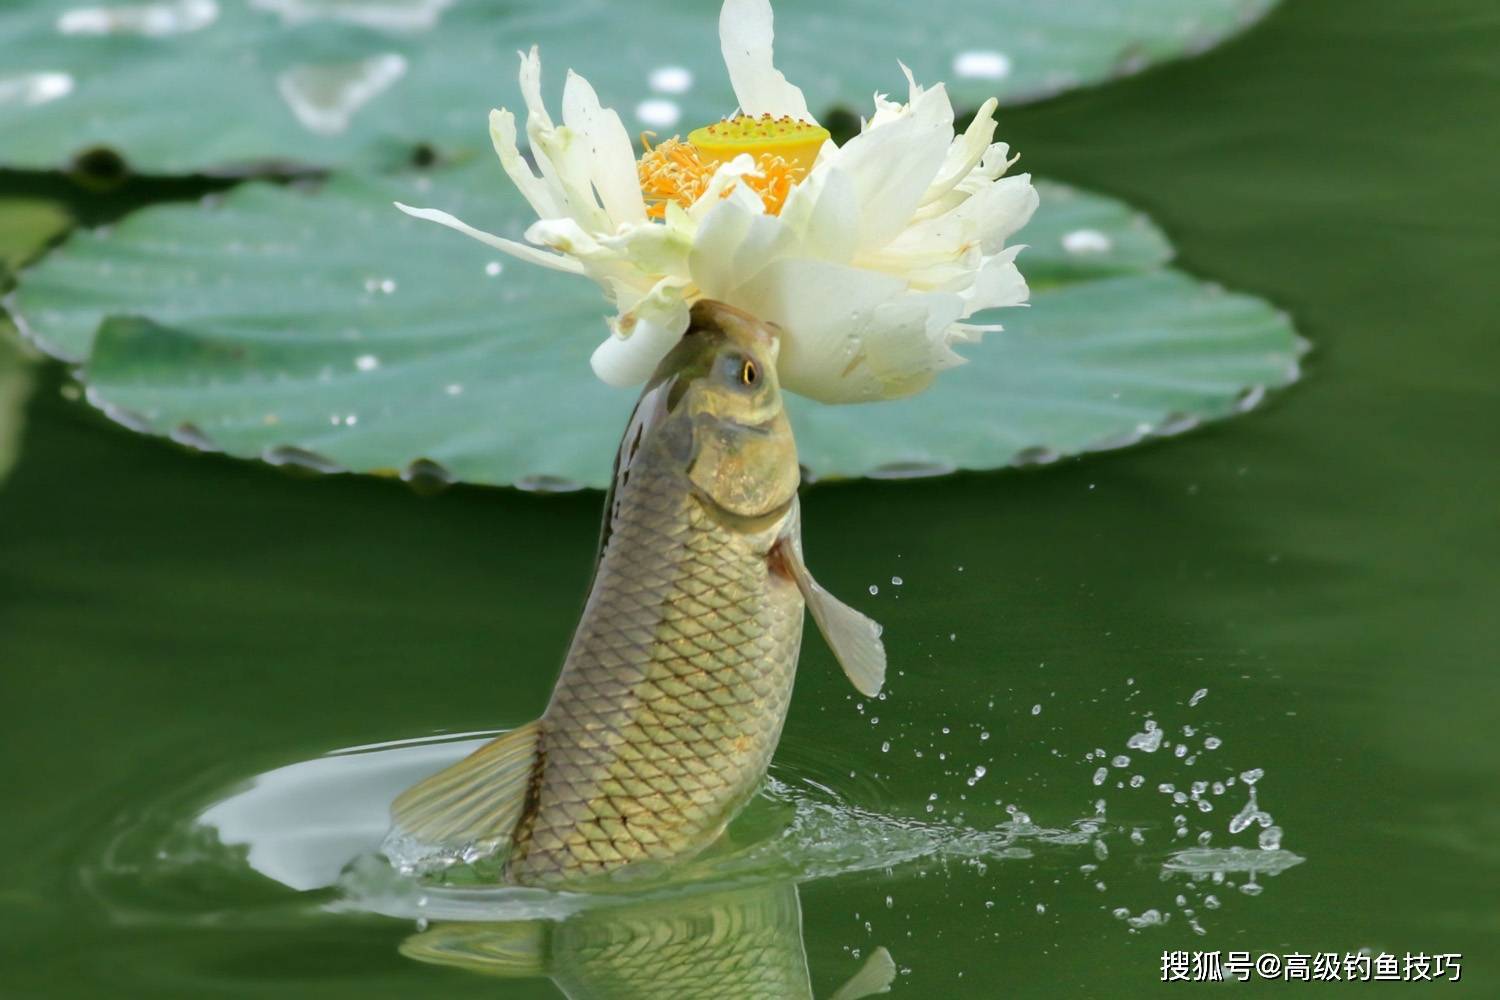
xmin=387 ymin=302 xmax=886 ymax=886
xmin=400 ymin=882 xmax=895 ymax=1000
xmin=508 ymin=431 xmax=803 ymax=883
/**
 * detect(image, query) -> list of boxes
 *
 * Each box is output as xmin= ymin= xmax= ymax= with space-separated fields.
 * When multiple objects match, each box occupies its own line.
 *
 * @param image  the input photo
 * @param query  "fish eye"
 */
xmin=719 ymin=353 xmax=760 ymax=391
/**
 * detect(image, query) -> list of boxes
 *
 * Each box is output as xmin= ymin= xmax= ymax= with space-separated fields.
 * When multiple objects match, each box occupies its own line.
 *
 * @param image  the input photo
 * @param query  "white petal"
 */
xmin=393 ymin=202 xmax=584 ymax=274
xmin=780 ymin=164 xmax=859 ymax=264
xmin=831 ymin=83 xmax=953 ymax=251
xmin=729 ymin=257 xmax=961 ymax=402
xmin=690 ymin=196 xmax=795 ymax=300
xmin=960 ymin=244 xmax=1029 ymax=314
xmin=689 ymin=196 xmax=758 ymax=299
xmin=590 ymin=284 xmax=691 ymax=387
xmin=962 ymin=173 xmax=1039 ymax=253
xmin=921 ymin=97 xmax=998 ymax=208
xmin=488 ymin=108 xmax=560 ymax=220
xmin=562 ymin=70 xmax=647 ymax=226
xmin=516 ymin=48 xmax=610 ymax=233
xmin=719 ymin=0 xmax=812 ymax=120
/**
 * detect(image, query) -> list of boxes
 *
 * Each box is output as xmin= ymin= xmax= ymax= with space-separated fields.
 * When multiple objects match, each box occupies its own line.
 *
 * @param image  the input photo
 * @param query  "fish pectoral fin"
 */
xmin=776 ymin=534 xmax=887 ymax=697
xmin=828 ymin=946 xmax=896 ymax=1000
xmin=385 ymin=721 xmax=540 ymax=867
xmin=400 ymin=920 xmax=549 ymax=978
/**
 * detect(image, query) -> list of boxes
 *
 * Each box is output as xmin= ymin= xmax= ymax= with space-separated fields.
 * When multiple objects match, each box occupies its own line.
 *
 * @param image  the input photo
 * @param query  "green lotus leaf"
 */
xmin=0 ymin=0 xmax=1277 ymax=175
xmin=8 ymin=160 xmax=1302 ymax=489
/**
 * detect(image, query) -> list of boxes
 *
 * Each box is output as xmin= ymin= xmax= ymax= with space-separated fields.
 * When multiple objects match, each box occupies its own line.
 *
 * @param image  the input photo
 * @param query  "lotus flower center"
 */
xmin=638 ymin=113 xmax=830 ymax=219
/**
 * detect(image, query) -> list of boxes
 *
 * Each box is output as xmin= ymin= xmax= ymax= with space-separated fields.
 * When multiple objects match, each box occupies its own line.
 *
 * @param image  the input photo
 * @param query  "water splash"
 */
xmin=0 ymin=72 xmax=74 ymax=107
xmin=277 ymin=54 xmax=407 ymax=136
xmin=56 ymin=0 xmax=218 ymax=36
xmin=1062 ymin=228 xmax=1113 ymax=255
xmin=952 ymin=50 xmax=1012 ymax=81
xmin=250 ymin=0 xmax=453 ymax=32
xmin=648 ymin=66 xmax=693 ymax=95
xmin=635 ymin=99 xmax=681 ymax=129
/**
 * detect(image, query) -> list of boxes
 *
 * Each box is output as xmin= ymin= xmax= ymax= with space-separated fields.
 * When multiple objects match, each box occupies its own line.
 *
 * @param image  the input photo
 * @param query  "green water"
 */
xmin=2 ymin=1 xmax=1497 ymax=996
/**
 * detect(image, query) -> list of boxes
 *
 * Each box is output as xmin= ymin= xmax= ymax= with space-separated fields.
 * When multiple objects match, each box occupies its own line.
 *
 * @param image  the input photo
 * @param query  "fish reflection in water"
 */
xmin=402 ymin=881 xmax=895 ymax=1000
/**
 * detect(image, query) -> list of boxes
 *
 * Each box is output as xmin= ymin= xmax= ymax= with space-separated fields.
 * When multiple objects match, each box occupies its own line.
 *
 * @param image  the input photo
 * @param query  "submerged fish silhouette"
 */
xmin=400 ymin=882 xmax=896 ymax=1000
xmin=386 ymin=301 xmax=886 ymax=886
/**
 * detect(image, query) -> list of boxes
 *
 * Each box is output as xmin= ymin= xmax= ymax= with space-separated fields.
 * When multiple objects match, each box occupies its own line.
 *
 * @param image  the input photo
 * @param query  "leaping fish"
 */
xmin=385 ymin=301 xmax=885 ymax=886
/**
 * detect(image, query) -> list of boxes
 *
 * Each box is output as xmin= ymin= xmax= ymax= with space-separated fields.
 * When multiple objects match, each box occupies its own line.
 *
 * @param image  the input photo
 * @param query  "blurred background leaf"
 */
xmin=9 ymin=168 xmax=1299 ymax=488
xmin=0 ymin=0 xmax=1277 ymax=175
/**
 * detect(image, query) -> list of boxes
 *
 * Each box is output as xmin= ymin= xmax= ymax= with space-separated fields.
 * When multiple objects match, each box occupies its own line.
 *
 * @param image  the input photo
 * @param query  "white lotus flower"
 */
xmin=397 ymin=0 xmax=1037 ymax=403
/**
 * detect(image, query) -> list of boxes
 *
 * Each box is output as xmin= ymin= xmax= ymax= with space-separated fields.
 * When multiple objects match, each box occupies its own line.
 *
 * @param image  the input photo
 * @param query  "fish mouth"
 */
xmin=696 ymin=412 xmax=777 ymax=437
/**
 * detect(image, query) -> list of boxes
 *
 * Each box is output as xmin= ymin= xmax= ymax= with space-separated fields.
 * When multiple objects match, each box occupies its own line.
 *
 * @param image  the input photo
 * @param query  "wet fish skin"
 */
xmin=507 ymin=303 xmax=801 ymax=884
xmin=387 ymin=301 xmax=886 ymax=886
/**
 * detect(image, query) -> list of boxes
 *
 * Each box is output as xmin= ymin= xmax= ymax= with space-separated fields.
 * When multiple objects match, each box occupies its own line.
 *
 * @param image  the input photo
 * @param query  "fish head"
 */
xmin=645 ymin=300 xmax=799 ymax=518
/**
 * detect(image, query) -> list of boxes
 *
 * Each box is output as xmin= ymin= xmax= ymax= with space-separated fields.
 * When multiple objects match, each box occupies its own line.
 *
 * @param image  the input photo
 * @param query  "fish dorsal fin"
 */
xmin=595 ymin=376 xmax=676 ymax=573
xmin=828 ymin=946 xmax=896 ymax=1000
xmin=776 ymin=503 xmax=887 ymax=697
xmin=385 ymin=722 xmax=541 ymax=868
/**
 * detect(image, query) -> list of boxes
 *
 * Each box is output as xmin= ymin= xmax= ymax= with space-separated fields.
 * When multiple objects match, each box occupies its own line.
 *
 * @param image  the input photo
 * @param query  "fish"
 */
xmin=400 ymin=881 xmax=896 ymax=1000
xmin=385 ymin=300 xmax=886 ymax=887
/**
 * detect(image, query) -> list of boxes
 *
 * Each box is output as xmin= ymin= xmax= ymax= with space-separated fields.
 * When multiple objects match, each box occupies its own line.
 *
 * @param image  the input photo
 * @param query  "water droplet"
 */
xmin=1111 ymin=754 xmax=1129 ymax=768
xmin=978 ymin=731 xmax=990 ymax=741
xmin=1035 ymin=902 xmax=1046 ymax=914
xmin=261 ymin=445 xmax=343 ymax=475
xmin=168 ymin=423 xmax=216 ymax=452
xmin=635 ymin=98 xmax=681 ymax=128
xmin=1258 ymin=826 xmax=1283 ymax=850
xmin=868 ymin=584 xmax=879 ymax=596
xmin=354 ymin=353 xmax=379 ymax=372
xmin=648 ymin=65 xmax=692 ymax=94
xmin=484 ymin=261 xmax=503 ymax=276
xmin=890 ymin=575 xmax=903 ymax=586
xmin=250 ymin=0 xmax=455 ymax=32
xmin=966 ymin=765 xmax=986 ymax=786
xmin=1030 ymin=704 xmax=1041 ymax=716
xmin=515 ymin=475 xmax=585 ymax=494
xmin=0 ymin=72 xmax=74 ymax=107
xmin=57 ymin=0 xmax=218 ymax=36
xmin=1189 ymin=687 xmax=1209 ymax=707
xmin=1126 ymin=726 xmax=1163 ymax=753
xmin=1203 ymin=736 xmax=1222 ymax=750
xmin=444 ymin=383 xmax=464 ymax=396
xmin=278 ymin=53 xmax=407 ymax=135
xmin=1092 ymin=767 xmax=1108 ymax=786
xmin=879 ymin=741 xmax=890 ymax=753
xmin=952 ymin=49 xmax=1012 ymax=81
xmin=1240 ymin=768 xmax=1264 ymax=786
xmin=1061 ymin=228 xmax=1113 ymax=255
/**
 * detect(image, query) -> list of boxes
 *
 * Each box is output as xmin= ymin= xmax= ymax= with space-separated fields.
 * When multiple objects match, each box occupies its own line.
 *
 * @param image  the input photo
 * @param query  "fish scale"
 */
xmin=385 ymin=304 xmax=885 ymax=886
xmin=505 ymin=434 xmax=804 ymax=886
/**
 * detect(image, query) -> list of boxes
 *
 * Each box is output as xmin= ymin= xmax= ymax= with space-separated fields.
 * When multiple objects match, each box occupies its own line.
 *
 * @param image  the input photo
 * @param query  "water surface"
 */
xmin=2 ymin=0 xmax=1497 ymax=995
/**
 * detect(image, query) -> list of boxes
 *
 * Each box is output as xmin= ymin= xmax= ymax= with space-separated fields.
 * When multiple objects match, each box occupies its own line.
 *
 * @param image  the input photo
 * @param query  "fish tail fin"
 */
xmin=383 ymin=721 xmax=541 ymax=871
xmin=400 ymin=921 xmax=549 ymax=977
xmin=829 ymin=946 xmax=896 ymax=1000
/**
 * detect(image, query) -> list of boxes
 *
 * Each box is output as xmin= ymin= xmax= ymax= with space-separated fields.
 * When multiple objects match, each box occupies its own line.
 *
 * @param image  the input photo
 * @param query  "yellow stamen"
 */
xmin=637 ymin=113 xmax=829 ymax=220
